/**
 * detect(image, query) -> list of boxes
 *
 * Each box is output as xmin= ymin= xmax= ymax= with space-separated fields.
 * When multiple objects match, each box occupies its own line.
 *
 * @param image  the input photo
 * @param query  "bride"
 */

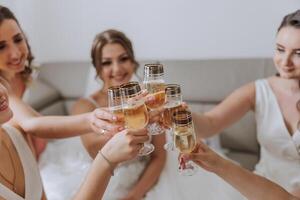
xmin=40 ymin=29 xmax=244 ymax=200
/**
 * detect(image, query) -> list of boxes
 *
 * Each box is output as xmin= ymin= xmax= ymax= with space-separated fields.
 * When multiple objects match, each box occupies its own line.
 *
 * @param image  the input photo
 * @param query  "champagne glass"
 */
xmin=107 ymin=86 xmax=124 ymax=126
xmin=163 ymin=84 xmax=182 ymax=151
xmin=120 ymin=81 xmax=154 ymax=156
xmin=173 ymin=110 xmax=197 ymax=176
xmin=143 ymin=63 xmax=166 ymax=135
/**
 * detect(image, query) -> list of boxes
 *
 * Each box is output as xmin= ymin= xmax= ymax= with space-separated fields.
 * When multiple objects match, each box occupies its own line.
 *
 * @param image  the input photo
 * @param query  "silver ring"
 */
xmin=99 ymin=129 xmax=106 ymax=135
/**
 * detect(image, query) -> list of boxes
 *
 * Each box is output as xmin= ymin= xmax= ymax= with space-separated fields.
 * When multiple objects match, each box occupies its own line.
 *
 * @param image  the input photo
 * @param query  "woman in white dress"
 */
xmin=71 ymin=29 xmax=166 ymax=200
xmin=0 ymin=6 xmax=148 ymax=200
xmin=0 ymin=77 xmax=150 ymax=200
xmin=190 ymin=9 xmax=300 ymax=197
xmin=0 ymin=5 xmax=47 ymax=158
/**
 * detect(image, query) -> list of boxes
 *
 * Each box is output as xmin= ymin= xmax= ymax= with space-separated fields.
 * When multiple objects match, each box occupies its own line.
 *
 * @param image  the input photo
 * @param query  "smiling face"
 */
xmin=98 ymin=43 xmax=135 ymax=87
xmin=0 ymin=19 xmax=28 ymax=78
xmin=273 ymin=26 xmax=300 ymax=79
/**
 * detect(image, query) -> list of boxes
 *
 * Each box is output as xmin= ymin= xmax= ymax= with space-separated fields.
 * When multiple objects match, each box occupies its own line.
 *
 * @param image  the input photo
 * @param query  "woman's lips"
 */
xmin=111 ymin=73 xmax=128 ymax=82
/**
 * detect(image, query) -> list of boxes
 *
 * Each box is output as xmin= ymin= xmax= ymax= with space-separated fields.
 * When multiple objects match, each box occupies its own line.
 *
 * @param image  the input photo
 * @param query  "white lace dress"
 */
xmin=144 ymin=132 xmax=244 ymax=200
xmin=254 ymin=79 xmax=300 ymax=192
xmin=39 ymin=96 xmax=149 ymax=200
xmin=39 ymin=137 xmax=91 ymax=200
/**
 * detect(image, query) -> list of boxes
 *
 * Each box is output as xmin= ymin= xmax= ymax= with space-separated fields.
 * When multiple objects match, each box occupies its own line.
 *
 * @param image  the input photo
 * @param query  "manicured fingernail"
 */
xmin=112 ymin=116 xmax=117 ymax=121
xmin=118 ymin=126 xmax=124 ymax=131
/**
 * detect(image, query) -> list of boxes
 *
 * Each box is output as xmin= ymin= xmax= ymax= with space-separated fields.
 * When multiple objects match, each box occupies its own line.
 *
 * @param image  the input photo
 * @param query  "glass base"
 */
xmin=147 ymin=123 xmax=165 ymax=135
xmin=138 ymin=143 xmax=155 ymax=156
xmin=178 ymin=161 xmax=197 ymax=176
xmin=164 ymin=142 xmax=174 ymax=151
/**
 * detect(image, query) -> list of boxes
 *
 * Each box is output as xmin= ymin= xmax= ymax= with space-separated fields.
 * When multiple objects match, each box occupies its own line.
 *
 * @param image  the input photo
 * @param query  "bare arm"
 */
xmin=192 ymin=82 xmax=255 ymax=138
xmin=73 ymin=128 xmax=149 ymax=200
xmin=9 ymin=94 xmax=119 ymax=138
xmin=124 ymin=134 xmax=166 ymax=200
xmin=217 ymin=159 xmax=299 ymax=200
xmin=184 ymin=142 xmax=299 ymax=200
xmin=71 ymin=98 xmax=111 ymax=158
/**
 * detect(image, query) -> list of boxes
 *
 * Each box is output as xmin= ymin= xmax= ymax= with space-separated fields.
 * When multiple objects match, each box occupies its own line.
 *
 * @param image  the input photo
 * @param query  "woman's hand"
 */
xmin=88 ymin=108 xmax=123 ymax=135
xmin=181 ymin=140 xmax=225 ymax=173
xmin=101 ymin=128 xmax=149 ymax=164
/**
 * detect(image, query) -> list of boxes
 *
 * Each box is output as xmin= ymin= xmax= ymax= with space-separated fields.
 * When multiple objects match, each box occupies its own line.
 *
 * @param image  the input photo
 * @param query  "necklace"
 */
xmin=0 ymin=139 xmax=17 ymax=192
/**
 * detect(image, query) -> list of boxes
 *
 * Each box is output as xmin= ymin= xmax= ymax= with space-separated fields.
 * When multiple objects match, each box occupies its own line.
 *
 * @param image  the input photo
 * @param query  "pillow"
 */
xmin=23 ymin=79 xmax=61 ymax=111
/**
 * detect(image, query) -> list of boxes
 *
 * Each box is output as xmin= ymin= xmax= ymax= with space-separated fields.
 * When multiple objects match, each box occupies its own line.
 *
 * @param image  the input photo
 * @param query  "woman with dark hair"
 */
xmin=0 ymin=79 xmax=149 ymax=200
xmin=0 ymin=6 xmax=151 ymax=199
xmin=71 ymin=29 xmax=166 ymax=200
xmin=190 ymin=9 xmax=300 ymax=197
xmin=0 ymin=5 xmax=46 ymax=158
xmin=38 ymin=29 xmax=165 ymax=200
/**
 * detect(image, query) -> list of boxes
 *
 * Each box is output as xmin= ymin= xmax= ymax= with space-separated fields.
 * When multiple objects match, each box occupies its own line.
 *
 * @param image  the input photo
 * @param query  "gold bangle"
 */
xmin=99 ymin=150 xmax=114 ymax=176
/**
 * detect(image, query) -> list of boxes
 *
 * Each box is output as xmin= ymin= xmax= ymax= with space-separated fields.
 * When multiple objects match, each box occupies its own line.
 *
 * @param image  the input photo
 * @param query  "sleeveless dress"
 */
xmin=0 ymin=125 xmax=43 ymax=200
xmin=254 ymin=79 xmax=300 ymax=192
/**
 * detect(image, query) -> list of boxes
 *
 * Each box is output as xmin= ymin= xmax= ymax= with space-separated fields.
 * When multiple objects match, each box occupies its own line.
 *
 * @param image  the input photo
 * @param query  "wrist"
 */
xmin=101 ymin=144 xmax=118 ymax=166
xmin=85 ymin=112 xmax=93 ymax=132
xmin=98 ymin=150 xmax=116 ymax=176
xmin=214 ymin=156 xmax=230 ymax=176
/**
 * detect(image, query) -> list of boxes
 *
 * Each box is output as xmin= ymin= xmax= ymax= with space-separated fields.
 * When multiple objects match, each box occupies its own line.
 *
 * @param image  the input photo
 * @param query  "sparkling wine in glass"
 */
xmin=120 ymin=81 xmax=154 ymax=156
xmin=108 ymin=86 xmax=125 ymax=126
xmin=143 ymin=63 xmax=166 ymax=135
xmin=173 ymin=109 xmax=197 ymax=176
xmin=163 ymin=84 xmax=183 ymax=151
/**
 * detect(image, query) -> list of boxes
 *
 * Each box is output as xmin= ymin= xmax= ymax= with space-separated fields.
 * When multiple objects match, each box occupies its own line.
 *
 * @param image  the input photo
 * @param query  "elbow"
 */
xmin=19 ymin=118 xmax=38 ymax=136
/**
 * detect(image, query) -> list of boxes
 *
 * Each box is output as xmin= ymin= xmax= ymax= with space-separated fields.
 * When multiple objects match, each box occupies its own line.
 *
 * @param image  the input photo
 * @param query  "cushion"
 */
xmin=23 ymin=79 xmax=61 ymax=110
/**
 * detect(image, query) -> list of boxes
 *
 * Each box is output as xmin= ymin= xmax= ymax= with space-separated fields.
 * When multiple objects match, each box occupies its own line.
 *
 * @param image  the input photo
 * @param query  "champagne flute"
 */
xmin=173 ymin=109 xmax=197 ymax=176
xmin=107 ymin=86 xmax=124 ymax=126
xmin=143 ymin=63 xmax=166 ymax=135
xmin=120 ymin=81 xmax=154 ymax=156
xmin=163 ymin=84 xmax=183 ymax=151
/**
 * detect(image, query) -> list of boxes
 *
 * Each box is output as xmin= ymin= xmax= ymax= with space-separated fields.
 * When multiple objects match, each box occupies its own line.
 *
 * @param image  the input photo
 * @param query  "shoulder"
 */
xmin=234 ymin=82 xmax=256 ymax=99
xmin=71 ymin=97 xmax=97 ymax=115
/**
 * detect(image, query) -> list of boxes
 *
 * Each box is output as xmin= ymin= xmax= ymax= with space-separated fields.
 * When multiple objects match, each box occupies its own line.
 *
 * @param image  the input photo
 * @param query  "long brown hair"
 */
xmin=0 ymin=6 xmax=34 ymax=83
xmin=90 ymin=29 xmax=139 ymax=77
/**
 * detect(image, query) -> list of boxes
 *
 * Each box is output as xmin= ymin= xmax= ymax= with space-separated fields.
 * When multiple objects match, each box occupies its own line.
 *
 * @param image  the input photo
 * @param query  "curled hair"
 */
xmin=90 ymin=29 xmax=139 ymax=76
xmin=0 ymin=6 xmax=34 ymax=83
xmin=278 ymin=9 xmax=300 ymax=32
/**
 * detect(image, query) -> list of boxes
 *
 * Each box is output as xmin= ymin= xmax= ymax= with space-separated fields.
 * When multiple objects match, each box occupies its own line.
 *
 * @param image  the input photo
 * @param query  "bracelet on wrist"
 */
xmin=99 ymin=150 xmax=115 ymax=176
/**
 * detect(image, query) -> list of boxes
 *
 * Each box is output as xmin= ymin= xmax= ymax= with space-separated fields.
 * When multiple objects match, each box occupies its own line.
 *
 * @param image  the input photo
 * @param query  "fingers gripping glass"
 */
xmin=173 ymin=110 xmax=197 ymax=176
xmin=120 ymin=81 xmax=154 ymax=156
xmin=143 ymin=63 xmax=166 ymax=135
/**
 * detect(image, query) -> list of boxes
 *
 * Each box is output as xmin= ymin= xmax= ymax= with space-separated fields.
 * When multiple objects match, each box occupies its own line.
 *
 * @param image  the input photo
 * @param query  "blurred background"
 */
xmin=0 ymin=0 xmax=299 ymax=63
